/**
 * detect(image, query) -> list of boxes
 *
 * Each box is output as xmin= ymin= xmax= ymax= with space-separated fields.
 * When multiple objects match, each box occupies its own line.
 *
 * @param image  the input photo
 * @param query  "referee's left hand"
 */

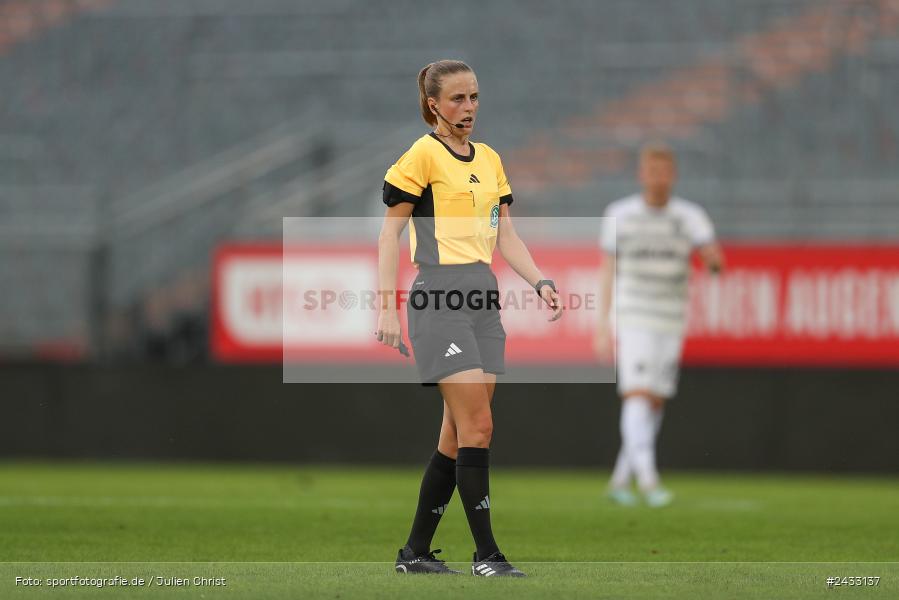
xmin=538 ymin=285 xmax=563 ymax=321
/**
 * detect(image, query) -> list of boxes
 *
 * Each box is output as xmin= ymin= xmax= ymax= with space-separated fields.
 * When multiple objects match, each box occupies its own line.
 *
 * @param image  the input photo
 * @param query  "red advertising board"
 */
xmin=212 ymin=243 xmax=899 ymax=367
xmin=683 ymin=244 xmax=899 ymax=366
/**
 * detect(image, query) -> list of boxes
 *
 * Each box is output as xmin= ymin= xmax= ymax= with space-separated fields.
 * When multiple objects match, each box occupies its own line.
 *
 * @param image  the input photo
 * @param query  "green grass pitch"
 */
xmin=1 ymin=462 xmax=897 ymax=598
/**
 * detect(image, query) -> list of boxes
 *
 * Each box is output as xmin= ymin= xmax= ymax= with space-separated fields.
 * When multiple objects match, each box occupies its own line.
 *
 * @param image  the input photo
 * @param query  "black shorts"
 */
xmin=407 ymin=262 xmax=506 ymax=385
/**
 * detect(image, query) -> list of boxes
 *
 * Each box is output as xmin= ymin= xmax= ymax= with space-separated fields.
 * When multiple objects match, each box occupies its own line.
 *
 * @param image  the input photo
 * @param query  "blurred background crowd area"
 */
xmin=1 ymin=0 xmax=898 ymax=363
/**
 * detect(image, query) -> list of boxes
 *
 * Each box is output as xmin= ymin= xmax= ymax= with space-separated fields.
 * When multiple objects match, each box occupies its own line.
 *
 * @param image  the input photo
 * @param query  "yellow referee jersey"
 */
xmin=383 ymin=133 xmax=513 ymax=266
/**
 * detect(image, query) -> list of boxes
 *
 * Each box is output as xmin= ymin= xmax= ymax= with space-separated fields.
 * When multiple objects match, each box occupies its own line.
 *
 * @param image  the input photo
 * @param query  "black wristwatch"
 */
xmin=534 ymin=279 xmax=556 ymax=293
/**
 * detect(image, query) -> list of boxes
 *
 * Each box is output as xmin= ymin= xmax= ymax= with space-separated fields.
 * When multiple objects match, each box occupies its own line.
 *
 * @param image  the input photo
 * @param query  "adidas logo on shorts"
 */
xmin=444 ymin=342 xmax=463 ymax=357
xmin=474 ymin=495 xmax=490 ymax=510
xmin=431 ymin=503 xmax=448 ymax=515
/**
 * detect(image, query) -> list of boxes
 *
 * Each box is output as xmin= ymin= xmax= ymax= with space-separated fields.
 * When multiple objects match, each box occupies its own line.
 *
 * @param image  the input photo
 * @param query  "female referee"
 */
xmin=377 ymin=60 xmax=563 ymax=577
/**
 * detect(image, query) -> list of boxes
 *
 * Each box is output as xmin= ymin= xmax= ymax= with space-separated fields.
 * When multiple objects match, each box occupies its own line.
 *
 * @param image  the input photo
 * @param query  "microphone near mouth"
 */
xmin=433 ymin=107 xmax=466 ymax=129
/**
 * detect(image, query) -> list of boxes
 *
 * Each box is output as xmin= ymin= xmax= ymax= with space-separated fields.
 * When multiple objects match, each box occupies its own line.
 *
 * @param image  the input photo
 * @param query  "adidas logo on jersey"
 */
xmin=468 ymin=174 xmax=480 ymax=183
xmin=431 ymin=503 xmax=448 ymax=515
xmin=444 ymin=342 xmax=463 ymax=357
xmin=474 ymin=495 xmax=490 ymax=510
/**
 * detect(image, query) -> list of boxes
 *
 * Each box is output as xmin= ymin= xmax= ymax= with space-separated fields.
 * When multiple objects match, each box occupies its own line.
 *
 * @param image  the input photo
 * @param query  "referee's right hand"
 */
xmin=376 ymin=311 xmax=403 ymax=349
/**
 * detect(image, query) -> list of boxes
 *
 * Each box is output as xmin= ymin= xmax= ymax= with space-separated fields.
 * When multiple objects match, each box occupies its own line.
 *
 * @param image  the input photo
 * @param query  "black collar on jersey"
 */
xmin=428 ymin=132 xmax=475 ymax=163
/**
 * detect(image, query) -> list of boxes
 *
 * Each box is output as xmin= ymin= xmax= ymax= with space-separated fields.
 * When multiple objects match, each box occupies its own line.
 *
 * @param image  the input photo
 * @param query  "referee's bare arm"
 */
xmin=377 ymin=204 xmax=414 ymax=348
xmin=496 ymin=205 xmax=563 ymax=321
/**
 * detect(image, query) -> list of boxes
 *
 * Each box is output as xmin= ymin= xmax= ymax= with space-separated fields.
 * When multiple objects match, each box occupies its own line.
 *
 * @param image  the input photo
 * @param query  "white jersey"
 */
xmin=601 ymin=194 xmax=715 ymax=334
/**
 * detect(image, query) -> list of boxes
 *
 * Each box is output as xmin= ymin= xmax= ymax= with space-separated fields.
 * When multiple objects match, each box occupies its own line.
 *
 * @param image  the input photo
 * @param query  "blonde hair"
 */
xmin=640 ymin=141 xmax=677 ymax=164
xmin=417 ymin=60 xmax=473 ymax=126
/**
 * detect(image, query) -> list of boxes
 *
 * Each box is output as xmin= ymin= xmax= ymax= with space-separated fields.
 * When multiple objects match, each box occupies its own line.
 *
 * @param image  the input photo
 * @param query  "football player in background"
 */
xmin=595 ymin=143 xmax=724 ymax=507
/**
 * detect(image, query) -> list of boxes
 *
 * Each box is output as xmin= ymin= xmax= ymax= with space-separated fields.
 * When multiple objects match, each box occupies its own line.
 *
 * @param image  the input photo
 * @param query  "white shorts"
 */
xmin=616 ymin=327 xmax=685 ymax=398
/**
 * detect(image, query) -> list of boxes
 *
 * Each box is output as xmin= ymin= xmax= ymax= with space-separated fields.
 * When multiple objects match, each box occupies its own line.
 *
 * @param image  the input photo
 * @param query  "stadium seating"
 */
xmin=0 ymin=0 xmax=896 ymax=357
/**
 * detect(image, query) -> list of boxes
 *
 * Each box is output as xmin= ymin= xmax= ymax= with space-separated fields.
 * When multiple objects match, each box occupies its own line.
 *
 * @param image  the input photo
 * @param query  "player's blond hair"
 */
xmin=639 ymin=141 xmax=677 ymax=165
xmin=418 ymin=60 xmax=473 ymax=127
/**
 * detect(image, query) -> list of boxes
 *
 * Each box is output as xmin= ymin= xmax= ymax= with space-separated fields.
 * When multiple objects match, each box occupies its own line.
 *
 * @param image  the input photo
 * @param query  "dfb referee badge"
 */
xmin=490 ymin=204 xmax=499 ymax=228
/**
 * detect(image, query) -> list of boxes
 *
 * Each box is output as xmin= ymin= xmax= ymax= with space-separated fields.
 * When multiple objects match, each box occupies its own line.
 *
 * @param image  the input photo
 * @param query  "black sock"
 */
xmin=405 ymin=450 xmax=457 ymax=556
xmin=456 ymin=447 xmax=499 ymax=560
